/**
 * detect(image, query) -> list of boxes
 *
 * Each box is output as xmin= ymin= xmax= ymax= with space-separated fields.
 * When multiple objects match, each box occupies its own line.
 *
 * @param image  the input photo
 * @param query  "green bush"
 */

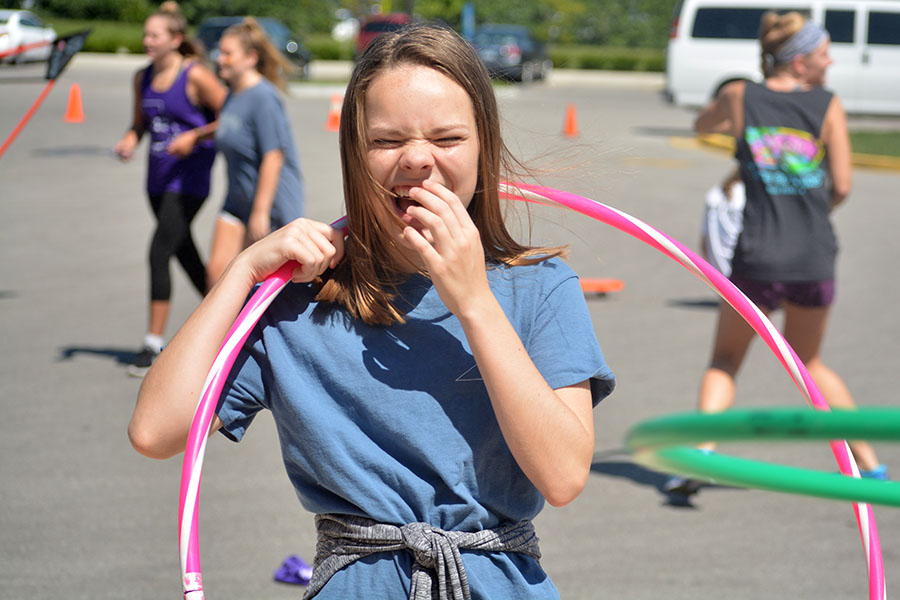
xmin=41 ymin=14 xmax=666 ymax=73
xmin=549 ymin=45 xmax=664 ymax=72
xmin=44 ymin=16 xmax=144 ymax=54
xmin=46 ymin=16 xmax=348 ymax=61
xmin=40 ymin=0 xmax=150 ymax=23
xmin=303 ymin=33 xmax=354 ymax=61
xmin=850 ymin=131 xmax=900 ymax=158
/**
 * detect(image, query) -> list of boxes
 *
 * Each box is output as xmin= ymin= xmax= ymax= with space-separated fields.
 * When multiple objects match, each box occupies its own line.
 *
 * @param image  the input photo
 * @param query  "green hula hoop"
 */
xmin=625 ymin=407 xmax=900 ymax=507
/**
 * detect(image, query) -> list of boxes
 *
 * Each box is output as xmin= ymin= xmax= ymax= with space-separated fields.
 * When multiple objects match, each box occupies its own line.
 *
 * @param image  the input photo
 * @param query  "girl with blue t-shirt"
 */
xmin=130 ymin=24 xmax=614 ymax=599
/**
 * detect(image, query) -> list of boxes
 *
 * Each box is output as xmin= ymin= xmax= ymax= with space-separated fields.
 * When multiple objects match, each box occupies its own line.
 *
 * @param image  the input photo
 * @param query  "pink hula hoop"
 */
xmin=178 ymin=217 xmax=347 ymax=599
xmin=178 ymin=187 xmax=884 ymax=599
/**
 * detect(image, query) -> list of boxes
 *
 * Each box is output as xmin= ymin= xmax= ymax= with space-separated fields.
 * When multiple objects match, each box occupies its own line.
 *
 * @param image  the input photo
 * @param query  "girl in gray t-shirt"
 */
xmin=207 ymin=18 xmax=304 ymax=288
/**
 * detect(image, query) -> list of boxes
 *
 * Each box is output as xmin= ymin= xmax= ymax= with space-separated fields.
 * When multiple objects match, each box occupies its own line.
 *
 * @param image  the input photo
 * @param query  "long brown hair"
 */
xmin=317 ymin=23 xmax=565 ymax=326
xmin=222 ymin=17 xmax=295 ymax=91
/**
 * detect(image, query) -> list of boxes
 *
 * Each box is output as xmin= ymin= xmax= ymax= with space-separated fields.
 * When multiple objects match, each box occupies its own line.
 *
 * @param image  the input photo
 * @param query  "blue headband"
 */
xmin=773 ymin=21 xmax=829 ymax=64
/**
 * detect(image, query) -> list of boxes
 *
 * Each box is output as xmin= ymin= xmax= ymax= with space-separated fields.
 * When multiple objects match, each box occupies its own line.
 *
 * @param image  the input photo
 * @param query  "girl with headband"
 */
xmin=665 ymin=11 xmax=887 ymax=496
xmin=129 ymin=23 xmax=615 ymax=599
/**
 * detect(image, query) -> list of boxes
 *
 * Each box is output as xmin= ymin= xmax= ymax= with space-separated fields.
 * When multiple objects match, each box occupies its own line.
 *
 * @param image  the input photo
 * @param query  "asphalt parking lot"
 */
xmin=2 ymin=55 xmax=899 ymax=599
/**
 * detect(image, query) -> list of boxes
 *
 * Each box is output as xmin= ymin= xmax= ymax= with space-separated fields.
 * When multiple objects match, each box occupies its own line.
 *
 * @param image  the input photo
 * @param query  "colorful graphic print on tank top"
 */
xmin=744 ymin=126 xmax=826 ymax=196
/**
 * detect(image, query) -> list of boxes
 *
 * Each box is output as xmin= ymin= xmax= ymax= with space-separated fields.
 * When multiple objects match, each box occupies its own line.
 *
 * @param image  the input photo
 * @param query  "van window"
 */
xmin=692 ymin=8 xmax=769 ymax=39
xmin=691 ymin=7 xmax=807 ymax=40
xmin=868 ymin=12 xmax=900 ymax=45
xmin=824 ymin=10 xmax=854 ymax=43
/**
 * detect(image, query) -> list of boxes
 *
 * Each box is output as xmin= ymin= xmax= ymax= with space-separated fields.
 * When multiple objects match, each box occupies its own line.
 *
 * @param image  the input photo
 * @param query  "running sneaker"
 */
xmin=663 ymin=475 xmax=703 ymax=496
xmin=860 ymin=464 xmax=889 ymax=480
xmin=127 ymin=345 xmax=159 ymax=378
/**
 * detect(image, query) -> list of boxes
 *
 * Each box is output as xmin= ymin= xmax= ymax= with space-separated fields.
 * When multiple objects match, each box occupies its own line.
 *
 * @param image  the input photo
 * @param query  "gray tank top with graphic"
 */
xmin=732 ymin=82 xmax=837 ymax=282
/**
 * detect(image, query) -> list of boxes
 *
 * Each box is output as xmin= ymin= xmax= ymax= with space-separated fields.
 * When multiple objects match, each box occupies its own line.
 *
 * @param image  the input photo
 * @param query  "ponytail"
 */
xmin=153 ymin=1 xmax=206 ymax=60
xmin=758 ymin=11 xmax=806 ymax=76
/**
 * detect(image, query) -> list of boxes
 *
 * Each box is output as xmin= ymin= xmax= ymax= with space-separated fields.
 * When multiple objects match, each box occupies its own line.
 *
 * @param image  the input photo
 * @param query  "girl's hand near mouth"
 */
xmin=399 ymin=178 xmax=490 ymax=318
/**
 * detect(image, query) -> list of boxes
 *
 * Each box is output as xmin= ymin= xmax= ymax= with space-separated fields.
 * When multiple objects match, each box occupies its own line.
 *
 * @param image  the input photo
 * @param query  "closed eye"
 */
xmin=371 ymin=139 xmax=402 ymax=148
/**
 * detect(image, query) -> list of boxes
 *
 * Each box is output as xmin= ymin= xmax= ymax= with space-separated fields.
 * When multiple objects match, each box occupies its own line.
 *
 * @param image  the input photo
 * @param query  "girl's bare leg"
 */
xmin=206 ymin=216 xmax=246 ymax=291
xmin=782 ymin=302 xmax=881 ymax=471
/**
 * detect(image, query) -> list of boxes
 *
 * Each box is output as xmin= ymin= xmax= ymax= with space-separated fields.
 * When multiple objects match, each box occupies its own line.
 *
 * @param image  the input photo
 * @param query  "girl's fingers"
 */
xmin=421 ymin=178 xmax=472 ymax=225
xmin=284 ymin=224 xmax=343 ymax=279
xmin=404 ymin=202 xmax=451 ymax=249
xmin=301 ymin=224 xmax=345 ymax=272
xmin=400 ymin=224 xmax=442 ymax=266
xmin=245 ymin=219 xmax=344 ymax=283
xmin=405 ymin=182 xmax=467 ymax=248
xmin=409 ymin=182 xmax=462 ymax=228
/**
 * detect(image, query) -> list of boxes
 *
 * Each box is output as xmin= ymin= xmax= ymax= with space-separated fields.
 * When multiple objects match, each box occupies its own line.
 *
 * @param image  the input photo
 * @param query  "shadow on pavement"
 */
xmin=590 ymin=450 xmax=739 ymax=508
xmin=632 ymin=125 xmax=696 ymax=138
xmin=32 ymin=145 xmax=113 ymax=157
xmin=667 ymin=297 xmax=721 ymax=311
xmin=58 ymin=345 xmax=137 ymax=366
xmin=0 ymin=74 xmax=47 ymax=84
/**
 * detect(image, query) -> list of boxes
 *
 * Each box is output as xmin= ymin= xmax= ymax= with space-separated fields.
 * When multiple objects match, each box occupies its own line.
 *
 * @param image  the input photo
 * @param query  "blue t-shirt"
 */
xmin=216 ymin=78 xmax=304 ymax=228
xmin=218 ymin=258 xmax=615 ymax=599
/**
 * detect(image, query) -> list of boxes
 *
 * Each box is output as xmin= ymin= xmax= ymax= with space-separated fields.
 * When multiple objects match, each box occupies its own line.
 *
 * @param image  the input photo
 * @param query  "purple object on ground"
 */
xmin=274 ymin=554 xmax=313 ymax=585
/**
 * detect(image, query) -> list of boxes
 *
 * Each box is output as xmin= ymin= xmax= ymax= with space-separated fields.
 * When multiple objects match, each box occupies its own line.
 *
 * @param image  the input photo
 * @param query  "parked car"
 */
xmin=472 ymin=24 xmax=550 ymax=83
xmin=0 ymin=9 xmax=56 ymax=64
xmin=666 ymin=0 xmax=900 ymax=115
xmin=195 ymin=16 xmax=311 ymax=79
xmin=355 ymin=13 xmax=411 ymax=56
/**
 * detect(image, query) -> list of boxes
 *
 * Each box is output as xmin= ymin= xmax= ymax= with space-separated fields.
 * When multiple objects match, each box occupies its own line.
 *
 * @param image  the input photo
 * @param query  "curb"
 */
xmin=69 ymin=53 xmax=665 ymax=89
xmin=696 ymin=133 xmax=900 ymax=171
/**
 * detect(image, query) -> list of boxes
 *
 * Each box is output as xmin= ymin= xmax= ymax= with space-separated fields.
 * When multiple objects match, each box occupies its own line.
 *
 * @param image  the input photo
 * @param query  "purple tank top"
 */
xmin=140 ymin=62 xmax=216 ymax=198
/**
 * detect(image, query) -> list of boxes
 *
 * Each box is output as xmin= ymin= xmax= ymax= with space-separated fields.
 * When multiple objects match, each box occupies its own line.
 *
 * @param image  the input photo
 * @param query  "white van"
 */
xmin=666 ymin=0 xmax=900 ymax=115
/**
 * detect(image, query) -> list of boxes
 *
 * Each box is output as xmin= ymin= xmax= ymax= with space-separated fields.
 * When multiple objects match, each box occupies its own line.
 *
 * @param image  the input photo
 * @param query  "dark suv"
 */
xmin=472 ymin=24 xmax=550 ymax=83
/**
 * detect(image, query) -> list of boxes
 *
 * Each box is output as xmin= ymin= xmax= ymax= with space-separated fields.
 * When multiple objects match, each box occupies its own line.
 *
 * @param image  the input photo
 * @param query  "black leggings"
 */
xmin=148 ymin=192 xmax=207 ymax=301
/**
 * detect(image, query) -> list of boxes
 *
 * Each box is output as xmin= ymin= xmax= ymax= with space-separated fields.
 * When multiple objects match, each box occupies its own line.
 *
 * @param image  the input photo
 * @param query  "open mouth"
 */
xmin=391 ymin=188 xmax=421 ymax=215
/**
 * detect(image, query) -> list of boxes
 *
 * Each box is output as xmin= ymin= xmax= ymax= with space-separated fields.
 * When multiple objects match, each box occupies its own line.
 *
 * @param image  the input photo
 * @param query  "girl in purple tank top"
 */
xmin=113 ymin=3 xmax=226 ymax=377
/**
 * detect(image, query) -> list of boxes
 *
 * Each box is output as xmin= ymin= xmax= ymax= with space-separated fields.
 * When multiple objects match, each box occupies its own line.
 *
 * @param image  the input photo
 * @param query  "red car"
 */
xmin=354 ymin=13 xmax=411 ymax=56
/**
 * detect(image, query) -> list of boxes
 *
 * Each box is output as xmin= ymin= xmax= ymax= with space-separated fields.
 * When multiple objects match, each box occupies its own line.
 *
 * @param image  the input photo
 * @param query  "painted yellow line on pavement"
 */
xmin=670 ymin=133 xmax=900 ymax=171
xmin=623 ymin=156 xmax=694 ymax=169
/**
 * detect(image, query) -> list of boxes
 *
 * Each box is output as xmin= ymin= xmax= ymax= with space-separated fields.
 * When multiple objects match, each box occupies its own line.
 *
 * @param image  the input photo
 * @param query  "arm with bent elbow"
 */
xmin=694 ymin=81 xmax=744 ymax=136
xmin=128 ymin=219 xmax=345 ymax=459
xmin=822 ymin=96 xmax=852 ymax=210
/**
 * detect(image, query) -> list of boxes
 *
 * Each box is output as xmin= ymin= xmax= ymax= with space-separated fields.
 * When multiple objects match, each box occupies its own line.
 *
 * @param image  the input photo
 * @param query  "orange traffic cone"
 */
xmin=325 ymin=93 xmax=342 ymax=132
xmin=580 ymin=278 xmax=624 ymax=296
xmin=64 ymin=83 xmax=84 ymax=123
xmin=562 ymin=102 xmax=578 ymax=138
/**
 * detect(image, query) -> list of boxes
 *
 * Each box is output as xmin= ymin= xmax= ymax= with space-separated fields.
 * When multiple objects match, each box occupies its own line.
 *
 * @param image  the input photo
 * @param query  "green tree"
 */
xmin=420 ymin=0 xmax=677 ymax=46
xmin=32 ymin=0 xmax=681 ymax=45
xmin=563 ymin=0 xmax=679 ymax=47
xmin=416 ymin=0 xmax=468 ymax=28
xmin=176 ymin=0 xmax=337 ymax=34
xmin=38 ymin=0 xmax=152 ymax=22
